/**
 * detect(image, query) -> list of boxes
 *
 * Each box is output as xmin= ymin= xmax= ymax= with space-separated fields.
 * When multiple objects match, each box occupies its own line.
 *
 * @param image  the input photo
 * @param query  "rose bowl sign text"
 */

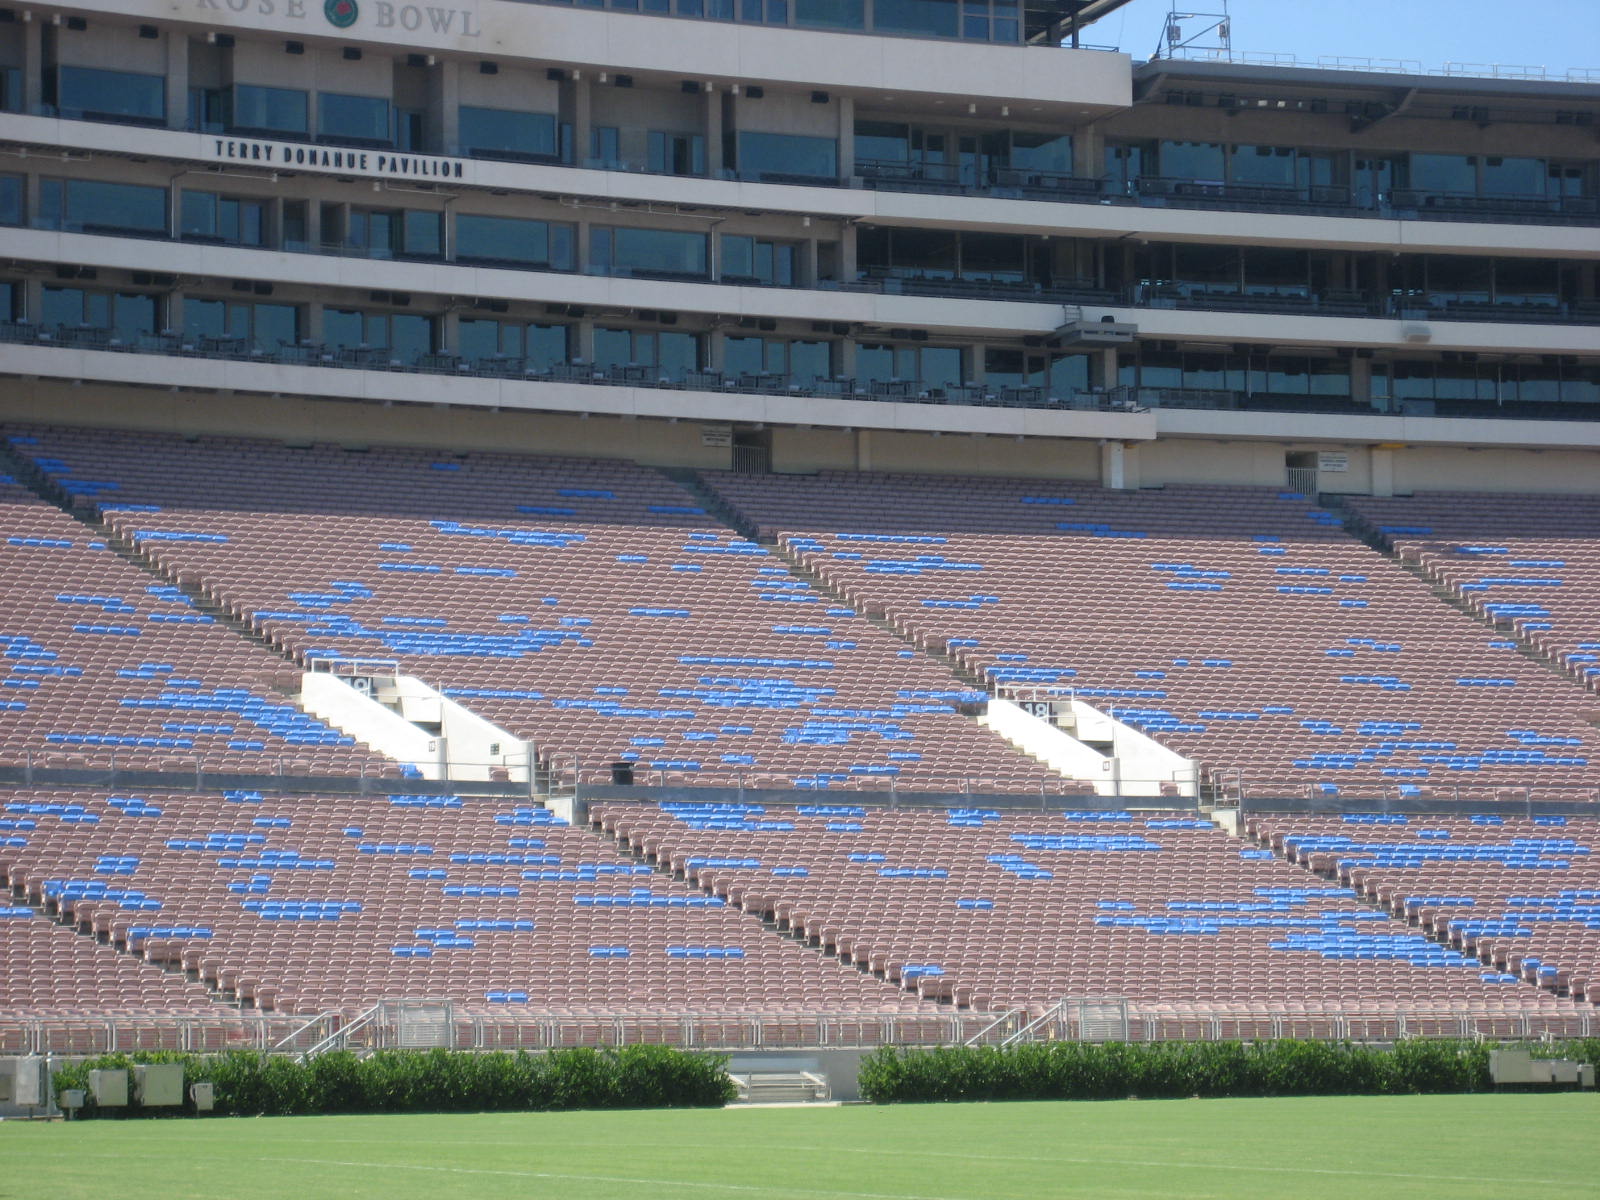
xmin=195 ymin=0 xmax=484 ymax=39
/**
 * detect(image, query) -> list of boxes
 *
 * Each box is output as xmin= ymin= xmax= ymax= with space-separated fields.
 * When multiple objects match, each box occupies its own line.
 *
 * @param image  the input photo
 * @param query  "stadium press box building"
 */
xmin=0 ymin=0 xmax=1596 ymax=494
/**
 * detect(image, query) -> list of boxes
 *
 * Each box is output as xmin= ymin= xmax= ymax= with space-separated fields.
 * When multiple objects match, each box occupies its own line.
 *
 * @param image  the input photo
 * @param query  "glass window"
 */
xmin=180 ymin=191 xmax=268 ymax=246
xmin=1492 ymin=258 xmax=1558 ymax=305
xmin=1007 ymin=131 xmax=1072 ymax=176
xmin=1409 ymin=153 xmax=1476 ymax=194
xmin=459 ymin=107 xmax=559 ymax=160
xmin=594 ymin=327 xmax=701 ymax=379
xmin=233 ymin=84 xmax=308 ymax=135
xmin=983 ymin=347 xmax=1027 ymax=388
xmin=402 ymin=211 xmax=442 ymax=258
xmin=0 ymin=280 xmax=15 ymax=321
xmin=794 ymin=0 xmax=864 ymax=27
xmin=184 ymin=297 xmax=299 ymax=350
xmin=1480 ymin=156 xmax=1544 ymax=196
xmin=1242 ymin=248 xmax=1309 ymax=297
xmin=885 ymin=228 xmax=959 ymax=279
xmin=0 ymin=174 xmax=21 ymax=226
xmin=874 ymin=0 xmax=958 ymax=36
xmin=323 ymin=307 xmax=365 ymax=350
xmin=1426 ymin=256 xmax=1492 ymax=303
xmin=1172 ymin=244 xmax=1239 ymax=294
xmin=41 ymin=179 xmax=167 ymax=235
xmin=390 ymin=314 xmax=434 ymax=362
xmin=590 ymin=126 xmax=621 ymax=166
xmin=53 ymin=66 xmax=164 ymax=123
xmin=1103 ymin=141 xmax=1150 ymax=192
xmin=918 ymin=345 xmax=964 ymax=390
xmin=591 ymin=227 xmax=708 ymax=278
xmin=1159 ymin=140 xmax=1224 ymax=181
xmin=856 ymin=121 xmax=910 ymax=164
xmin=960 ymin=232 xmax=1025 ymax=283
xmin=1229 ymin=144 xmax=1297 ymax=187
xmin=319 ymin=92 xmax=391 ymax=145
xmin=721 ymin=235 xmax=797 ymax=285
xmin=648 ymin=131 xmax=705 ymax=176
xmin=736 ymin=132 xmax=837 ymax=180
xmin=42 ymin=286 xmax=156 ymax=339
xmin=456 ymin=214 xmax=575 ymax=269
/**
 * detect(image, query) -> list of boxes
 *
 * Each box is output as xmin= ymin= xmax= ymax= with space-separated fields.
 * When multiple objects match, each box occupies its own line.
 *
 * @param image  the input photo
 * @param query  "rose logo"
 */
xmin=325 ymin=0 xmax=359 ymax=28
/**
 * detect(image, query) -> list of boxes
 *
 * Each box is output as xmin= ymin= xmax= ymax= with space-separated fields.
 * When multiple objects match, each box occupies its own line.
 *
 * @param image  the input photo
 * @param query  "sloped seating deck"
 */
xmin=4 ymin=426 xmax=1057 ymax=793
xmin=1346 ymin=491 xmax=1600 ymax=690
xmin=0 ymin=472 xmax=389 ymax=776
xmin=594 ymin=801 xmax=1594 ymax=1036
xmin=701 ymin=469 xmax=1600 ymax=803
xmin=0 ymin=787 xmax=927 ymax=1018
xmin=1249 ymin=812 xmax=1600 ymax=1004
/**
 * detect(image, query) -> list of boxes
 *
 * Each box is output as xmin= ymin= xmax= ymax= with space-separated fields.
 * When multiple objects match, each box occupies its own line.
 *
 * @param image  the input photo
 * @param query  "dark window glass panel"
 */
xmin=323 ymin=307 xmax=364 ymax=350
xmin=0 ymin=281 xmax=16 ymax=320
xmin=55 ymin=66 xmax=164 ymax=122
xmin=111 ymin=292 xmax=157 ymax=342
xmin=41 ymin=286 xmax=85 ymax=327
xmin=1229 ymin=144 xmax=1296 ymax=186
xmin=722 ymin=235 xmax=754 ymax=278
xmin=1159 ymin=140 xmax=1224 ymax=181
xmin=855 ymin=343 xmax=898 ymax=383
xmin=1007 ymin=131 xmax=1071 ymax=175
xmin=1133 ymin=351 xmax=1181 ymax=390
xmin=855 ymin=226 xmax=891 ymax=273
xmin=1242 ymin=247 xmax=1309 ymax=297
xmin=234 ymin=84 xmax=308 ymax=134
xmin=723 ymin=336 xmax=764 ymax=376
xmin=319 ymin=92 xmax=391 ymax=144
xmin=1307 ymin=359 xmax=1350 ymax=397
xmin=390 ymin=314 xmax=434 ymax=362
xmin=658 ymin=331 xmax=700 ymax=379
xmin=459 ymin=107 xmax=558 ymax=159
xmin=590 ymin=126 xmax=621 ymax=165
xmin=527 ymin=323 xmax=567 ymax=368
xmin=1481 ymin=156 xmax=1544 ymax=196
xmin=1045 ymin=353 xmax=1090 ymax=395
xmin=63 ymin=180 xmax=167 ymax=234
xmin=1426 ymin=256 xmax=1492 ymax=303
xmin=874 ymin=0 xmax=958 ymax=36
xmin=458 ymin=318 xmax=500 ymax=361
xmin=855 ymin=121 xmax=910 ymax=163
xmin=402 ymin=211 xmax=442 ymax=258
xmin=983 ymin=347 xmax=1026 ymax=388
xmin=960 ymin=232 xmax=1025 ymax=283
xmin=737 ymin=131 xmax=837 ymax=179
xmin=0 ymin=174 xmax=23 ymax=226
xmin=457 ymin=214 xmax=573 ymax=269
xmin=648 ymin=130 xmax=705 ymax=176
xmin=1172 ymin=243 xmax=1239 ymax=294
xmin=185 ymin=297 xmax=228 ymax=338
xmin=1493 ymin=258 xmax=1559 ymax=305
xmin=790 ymin=339 xmax=830 ymax=381
xmin=794 ymin=0 xmax=864 ymax=27
xmin=1266 ymin=356 xmax=1311 ymax=396
xmin=920 ymin=345 xmax=963 ymax=390
xmin=889 ymin=228 xmax=959 ymax=279
xmin=593 ymin=326 xmax=633 ymax=367
xmin=1409 ymin=153 xmax=1476 ymax=194
xmin=602 ymin=227 xmax=708 ymax=277
xmin=254 ymin=303 xmax=298 ymax=350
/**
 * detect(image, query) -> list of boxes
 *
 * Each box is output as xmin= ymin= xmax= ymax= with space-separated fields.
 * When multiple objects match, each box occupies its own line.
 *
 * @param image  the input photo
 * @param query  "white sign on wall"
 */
xmin=701 ymin=425 xmax=733 ymax=448
xmin=1317 ymin=451 xmax=1351 ymax=473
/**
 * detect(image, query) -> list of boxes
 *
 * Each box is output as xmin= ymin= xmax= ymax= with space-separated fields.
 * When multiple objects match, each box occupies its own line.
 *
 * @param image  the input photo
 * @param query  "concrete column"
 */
xmin=433 ymin=59 xmax=459 ymax=154
xmin=166 ymin=287 xmax=185 ymax=336
xmin=703 ymin=84 xmax=722 ymax=176
xmin=838 ymin=221 xmax=857 ymax=279
xmin=1099 ymin=439 xmax=1128 ymax=490
xmin=1074 ymin=122 xmax=1100 ymax=180
xmin=22 ymin=276 xmax=43 ymax=324
xmin=835 ymin=94 xmax=854 ymax=179
xmin=567 ymin=74 xmax=592 ymax=166
xmin=1095 ymin=347 xmax=1118 ymax=390
xmin=1349 ymin=355 xmax=1373 ymax=407
xmin=855 ymin=428 xmax=872 ymax=471
xmin=802 ymin=238 xmax=819 ymax=288
xmin=707 ymin=328 xmax=725 ymax=371
xmin=574 ymin=318 xmax=595 ymax=361
xmin=1370 ymin=446 xmax=1395 ymax=498
xmin=439 ymin=308 xmax=460 ymax=353
xmin=164 ymin=33 xmax=188 ymax=129
xmin=22 ymin=18 xmax=42 ymax=112
xmin=305 ymin=300 xmax=324 ymax=343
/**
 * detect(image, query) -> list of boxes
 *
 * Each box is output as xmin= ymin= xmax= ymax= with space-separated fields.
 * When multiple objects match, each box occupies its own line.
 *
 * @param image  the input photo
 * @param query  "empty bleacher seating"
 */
xmin=701 ymin=469 xmax=1600 ymax=803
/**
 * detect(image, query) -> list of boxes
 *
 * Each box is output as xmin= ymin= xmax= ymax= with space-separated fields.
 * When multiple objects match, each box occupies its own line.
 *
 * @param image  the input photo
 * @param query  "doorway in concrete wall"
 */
xmin=1285 ymin=450 xmax=1319 ymax=498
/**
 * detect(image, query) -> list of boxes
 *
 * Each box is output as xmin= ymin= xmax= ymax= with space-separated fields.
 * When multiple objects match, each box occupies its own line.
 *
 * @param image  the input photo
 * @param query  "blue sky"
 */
xmin=1095 ymin=0 xmax=1599 ymax=74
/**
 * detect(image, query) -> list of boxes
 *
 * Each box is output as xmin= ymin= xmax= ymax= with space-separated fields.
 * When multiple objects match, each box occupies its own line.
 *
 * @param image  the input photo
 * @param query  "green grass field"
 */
xmin=4 ymin=1094 xmax=1596 ymax=1200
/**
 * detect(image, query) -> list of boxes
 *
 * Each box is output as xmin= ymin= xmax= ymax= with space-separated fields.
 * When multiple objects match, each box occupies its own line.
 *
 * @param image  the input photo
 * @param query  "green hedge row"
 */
xmin=859 ymin=1038 xmax=1600 ymax=1104
xmin=53 ymin=1045 xmax=736 ymax=1118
